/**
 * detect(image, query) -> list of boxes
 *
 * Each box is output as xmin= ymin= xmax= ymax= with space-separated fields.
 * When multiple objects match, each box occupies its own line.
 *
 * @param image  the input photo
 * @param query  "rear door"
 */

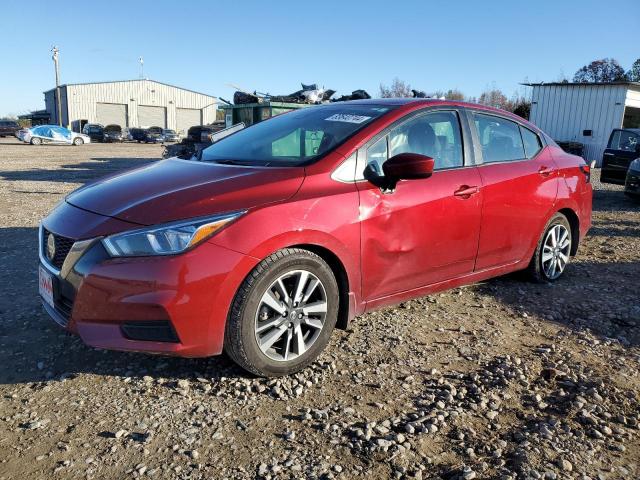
xmin=601 ymin=130 xmax=640 ymax=184
xmin=470 ymin=111 xmax=558 ymax=270
xmin=358 ymin=108 xmax=483 ymax=301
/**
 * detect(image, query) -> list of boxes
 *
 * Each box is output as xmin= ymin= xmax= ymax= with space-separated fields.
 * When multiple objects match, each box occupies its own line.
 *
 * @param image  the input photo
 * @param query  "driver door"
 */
xmin=357 ymin=109 xmax=483 ymax=301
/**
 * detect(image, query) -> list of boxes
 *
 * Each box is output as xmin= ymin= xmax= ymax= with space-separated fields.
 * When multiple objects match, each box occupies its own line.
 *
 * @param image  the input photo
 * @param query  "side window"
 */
xmin=474 ymin=113 xmax=525 ymax=163
xmin=364 ymin=110 xmax=464 ymax=176
xmin=388 ymin=111 xmax=463 ymax=169
xmin=520 ymin=126 xmax=542 ymax=158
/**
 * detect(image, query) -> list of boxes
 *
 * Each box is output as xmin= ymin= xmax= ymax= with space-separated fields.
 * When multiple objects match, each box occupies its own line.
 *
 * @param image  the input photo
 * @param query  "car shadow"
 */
xmin=592 ymin=188 xmax=639 ymax=212
xmin=472 ymin=259 xmax=639 ymax=347
xmin=0 ymin=157 xmax=158 ymax=184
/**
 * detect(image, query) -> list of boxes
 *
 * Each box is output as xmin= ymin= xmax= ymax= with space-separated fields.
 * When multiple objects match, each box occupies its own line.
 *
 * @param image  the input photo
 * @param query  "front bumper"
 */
xmin=39 ymin=215 xmax=257 ymax=357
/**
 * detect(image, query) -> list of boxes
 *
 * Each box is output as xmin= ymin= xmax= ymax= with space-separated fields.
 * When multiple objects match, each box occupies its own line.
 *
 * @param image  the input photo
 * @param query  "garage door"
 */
xmin=138 ymin=105 xmax=166 ymax=128
xmin=96 ymin=103 xmax=127 ymax=127
xmin=176 ymin=108 xmax=201 ymax=136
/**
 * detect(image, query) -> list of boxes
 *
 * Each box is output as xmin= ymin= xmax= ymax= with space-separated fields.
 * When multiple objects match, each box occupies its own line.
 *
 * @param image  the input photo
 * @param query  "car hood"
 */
xmin=65 ymin=158 xmax=305 ymax=225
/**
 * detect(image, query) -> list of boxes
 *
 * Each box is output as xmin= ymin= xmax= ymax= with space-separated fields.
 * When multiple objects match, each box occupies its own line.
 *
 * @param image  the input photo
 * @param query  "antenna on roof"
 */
xmin=139 ymin=56 xmax=144 ymax=79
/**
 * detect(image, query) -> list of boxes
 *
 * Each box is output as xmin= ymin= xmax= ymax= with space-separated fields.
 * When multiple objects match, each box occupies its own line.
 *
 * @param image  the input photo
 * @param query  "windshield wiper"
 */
xmin=213 ymin=159 xmax=274 ymax=167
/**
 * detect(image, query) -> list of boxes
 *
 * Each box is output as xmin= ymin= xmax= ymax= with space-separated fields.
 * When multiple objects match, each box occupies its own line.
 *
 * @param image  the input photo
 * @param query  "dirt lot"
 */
xmin=0 ymin=137 xmax=638 ymax=480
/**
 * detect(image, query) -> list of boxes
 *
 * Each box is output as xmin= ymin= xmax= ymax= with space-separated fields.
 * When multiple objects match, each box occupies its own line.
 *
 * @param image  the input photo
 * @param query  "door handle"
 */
xmin=454 ymin=185 xmax=479 ymax=198
xmin=538 ymin=166 xmax=554 ymax=177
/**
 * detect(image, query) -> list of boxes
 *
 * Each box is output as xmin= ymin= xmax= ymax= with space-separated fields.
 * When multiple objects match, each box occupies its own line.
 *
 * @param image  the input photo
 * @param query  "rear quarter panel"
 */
xmin=550 ymin=146 xmax=592 ymax=240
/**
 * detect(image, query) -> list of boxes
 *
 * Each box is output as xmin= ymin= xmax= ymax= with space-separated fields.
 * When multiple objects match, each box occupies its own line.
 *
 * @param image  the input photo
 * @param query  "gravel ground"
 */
xmin=0 ymin=137 xmax=638 ymax=480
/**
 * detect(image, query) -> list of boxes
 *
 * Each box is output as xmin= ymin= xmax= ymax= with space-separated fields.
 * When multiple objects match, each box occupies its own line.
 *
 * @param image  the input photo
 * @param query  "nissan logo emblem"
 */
xmin=47 ymin=234 xmax=56 ymax=260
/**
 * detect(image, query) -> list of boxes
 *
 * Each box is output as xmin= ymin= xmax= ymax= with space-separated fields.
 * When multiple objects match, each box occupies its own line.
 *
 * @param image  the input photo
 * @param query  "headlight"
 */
xmin=102 ymin=211 xmax=244 ymax=257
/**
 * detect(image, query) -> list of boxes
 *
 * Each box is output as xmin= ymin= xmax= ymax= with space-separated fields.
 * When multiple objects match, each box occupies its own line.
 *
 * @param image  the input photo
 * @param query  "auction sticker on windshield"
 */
xmin=325 ymin=114 xmax=371 ymax=124
xmin=39 ymin=265 xmax=55 ymax=309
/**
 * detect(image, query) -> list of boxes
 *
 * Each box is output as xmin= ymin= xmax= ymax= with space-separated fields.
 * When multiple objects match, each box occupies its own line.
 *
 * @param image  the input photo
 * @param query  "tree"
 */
xmin=379 ymin=78 xmax=413 ymax=98
xmin=478 ymin=89 xmax=510 ymax=110
xmin=443 ymin=89 xmax=465 ymax=101
xmin=627 ymin=58 xmax=640 ymax=82
xmin=573 ymin=58 xmax=627 ymax=83
xmin=511 ymin=96 xmax=531 ymax=120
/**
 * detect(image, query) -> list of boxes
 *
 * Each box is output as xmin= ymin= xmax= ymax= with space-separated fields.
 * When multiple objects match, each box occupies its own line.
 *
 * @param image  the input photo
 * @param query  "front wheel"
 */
xmin=224 ymin=248 xmax=339 ymax=377
xmin=527 ymin=213 xmax=572 ymax=282
xmin=72 ymin=137 xmax=84 ymax=146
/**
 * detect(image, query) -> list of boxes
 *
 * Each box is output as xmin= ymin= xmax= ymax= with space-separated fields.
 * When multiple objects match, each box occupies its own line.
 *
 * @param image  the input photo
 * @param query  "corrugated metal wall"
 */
xmin=529 ymin=84 xmax=627 ymax=165
xmin=53 ymin=80 xmax=215 ymax=131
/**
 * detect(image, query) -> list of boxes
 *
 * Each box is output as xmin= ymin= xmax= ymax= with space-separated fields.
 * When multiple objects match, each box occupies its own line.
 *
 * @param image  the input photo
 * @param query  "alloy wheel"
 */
xmin=541 ymin=224 xmax=571 ymax=280
xmin=254 ymin=269 xmax=328 ymax=362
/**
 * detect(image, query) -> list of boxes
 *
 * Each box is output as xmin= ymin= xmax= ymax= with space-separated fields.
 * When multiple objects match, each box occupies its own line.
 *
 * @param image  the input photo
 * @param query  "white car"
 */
xmin=18 ymin=125 xmax=91 ymax=146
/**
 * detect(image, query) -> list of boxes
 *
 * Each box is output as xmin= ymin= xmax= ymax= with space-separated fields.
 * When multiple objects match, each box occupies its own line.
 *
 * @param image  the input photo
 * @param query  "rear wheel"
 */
xmin=72 ymin=137 xmax=84 ymax=146
xmin=30 ymin=137 xmax=42 ymax=145
xmin=527 ymin=213 xmax=572 ymax=282
xmin=224 ymin=248 xmax=339 ymax=376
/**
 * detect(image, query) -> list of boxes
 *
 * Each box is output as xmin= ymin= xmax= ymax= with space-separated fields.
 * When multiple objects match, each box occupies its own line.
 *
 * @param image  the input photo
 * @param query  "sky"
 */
xmin=0 ymin=0 xmax=639 ymax=117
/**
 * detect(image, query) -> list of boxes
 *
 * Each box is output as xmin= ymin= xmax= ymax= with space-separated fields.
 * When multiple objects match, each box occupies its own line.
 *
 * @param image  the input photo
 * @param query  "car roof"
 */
xmin=336 ymin=97 xmax=517 ymax=114
xmin=618 ymin=128 xmax=640 ymax=134
xmin=336 ymin=98 xmax=536 ymax=129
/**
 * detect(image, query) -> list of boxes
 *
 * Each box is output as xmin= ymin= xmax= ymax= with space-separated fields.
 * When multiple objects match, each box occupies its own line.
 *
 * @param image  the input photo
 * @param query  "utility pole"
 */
xmin=52 ymin=46 xmax=62 ymax=126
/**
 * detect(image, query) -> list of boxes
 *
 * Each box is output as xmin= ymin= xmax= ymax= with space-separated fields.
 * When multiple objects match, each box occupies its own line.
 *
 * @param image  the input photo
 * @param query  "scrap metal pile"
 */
xmin=229 ymin=83 xmax=371 ymax=105
xmin=163 ymin=84 xmax=372 ymax=160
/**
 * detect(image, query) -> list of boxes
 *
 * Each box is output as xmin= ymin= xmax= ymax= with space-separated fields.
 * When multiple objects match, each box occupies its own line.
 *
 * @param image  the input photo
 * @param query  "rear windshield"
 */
xmin=201 ymin=104 xmax=393 ymax=166
xmin=104 ymin=125 xmax=121 ymax=132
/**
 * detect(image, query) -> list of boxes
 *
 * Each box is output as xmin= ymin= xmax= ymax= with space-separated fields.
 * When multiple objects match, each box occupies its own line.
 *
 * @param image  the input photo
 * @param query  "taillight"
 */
xmin=579 ymin=164 xmax=591 ymax=183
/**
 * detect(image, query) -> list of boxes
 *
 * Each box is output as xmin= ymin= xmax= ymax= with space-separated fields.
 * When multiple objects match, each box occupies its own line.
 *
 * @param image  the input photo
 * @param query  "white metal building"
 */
xmin=44 ymin=79 xmax=217 ymax=134
xmin=526 ymin=82 xmax=640 ymax=165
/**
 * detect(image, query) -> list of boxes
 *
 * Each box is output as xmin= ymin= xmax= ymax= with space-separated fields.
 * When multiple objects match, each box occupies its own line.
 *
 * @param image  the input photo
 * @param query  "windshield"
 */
xmin=201 ymin=104 xmax=393 ymax=166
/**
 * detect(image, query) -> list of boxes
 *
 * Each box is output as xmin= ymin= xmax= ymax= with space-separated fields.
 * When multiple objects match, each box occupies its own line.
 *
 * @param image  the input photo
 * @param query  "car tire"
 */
xmin=224 ymin=248 xmax=339 ymax=377
xmin=527 ymin=213 xmax=572 ymax=283
xmin=72 ymin=137 xmax=84 ymax=146
xmin=30 ymin=137 xmax=42 ymax=145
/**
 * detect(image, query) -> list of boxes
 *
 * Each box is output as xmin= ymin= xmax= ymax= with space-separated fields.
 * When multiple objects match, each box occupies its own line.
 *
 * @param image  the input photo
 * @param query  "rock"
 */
xmin=557 ymin=459 xmax=573 ymax=472
xmin=462 ymin=466 xmax=477 ymax=479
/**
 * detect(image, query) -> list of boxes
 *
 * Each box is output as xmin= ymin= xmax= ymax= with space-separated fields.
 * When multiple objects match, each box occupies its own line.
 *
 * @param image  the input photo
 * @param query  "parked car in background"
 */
xmin=19 ymin=125 xmax=90 ymax=146
xmin=38 ymin=99 xmax=592 ymax=376
xmin=82 ymin=123 xmax=104 ymax=142
xmin=148 ymin=126 xmax=165 ymax=142
xmin=625 ymin=158 xmax=640 ymax=199
xmin=601 ymin=128 xmax=640 ymax=184
xmin=0 ymin=120 xmax=21 ymax=137
xmin=103 ymin=124 xmax=125 ymax=142
xmin=162 ymin=129 xmax=180 ymax=142
xmin=129 ymin=127 xmax=164 ymax=143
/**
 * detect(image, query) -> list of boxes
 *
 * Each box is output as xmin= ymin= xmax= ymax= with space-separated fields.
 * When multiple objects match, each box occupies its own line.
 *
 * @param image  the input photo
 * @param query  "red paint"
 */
xmin=40 ymin=99 xmax=592 ymax=357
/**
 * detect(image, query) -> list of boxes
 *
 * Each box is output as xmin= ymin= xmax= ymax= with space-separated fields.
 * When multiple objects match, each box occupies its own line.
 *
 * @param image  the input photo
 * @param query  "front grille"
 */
xmin=43 ymin=229 xmax=75 ymax=269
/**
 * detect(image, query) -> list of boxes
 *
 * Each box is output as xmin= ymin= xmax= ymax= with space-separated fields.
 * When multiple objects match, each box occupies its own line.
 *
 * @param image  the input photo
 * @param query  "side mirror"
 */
xmin=364 ymin=153 xmax=434 ymax=191
xmin=383 ymin=153 xmax=435 ymax=180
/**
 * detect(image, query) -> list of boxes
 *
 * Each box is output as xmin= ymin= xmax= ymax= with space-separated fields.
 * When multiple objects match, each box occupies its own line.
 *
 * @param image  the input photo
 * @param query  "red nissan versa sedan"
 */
xmin=38 ymin=99 xmax=592 ymax=376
